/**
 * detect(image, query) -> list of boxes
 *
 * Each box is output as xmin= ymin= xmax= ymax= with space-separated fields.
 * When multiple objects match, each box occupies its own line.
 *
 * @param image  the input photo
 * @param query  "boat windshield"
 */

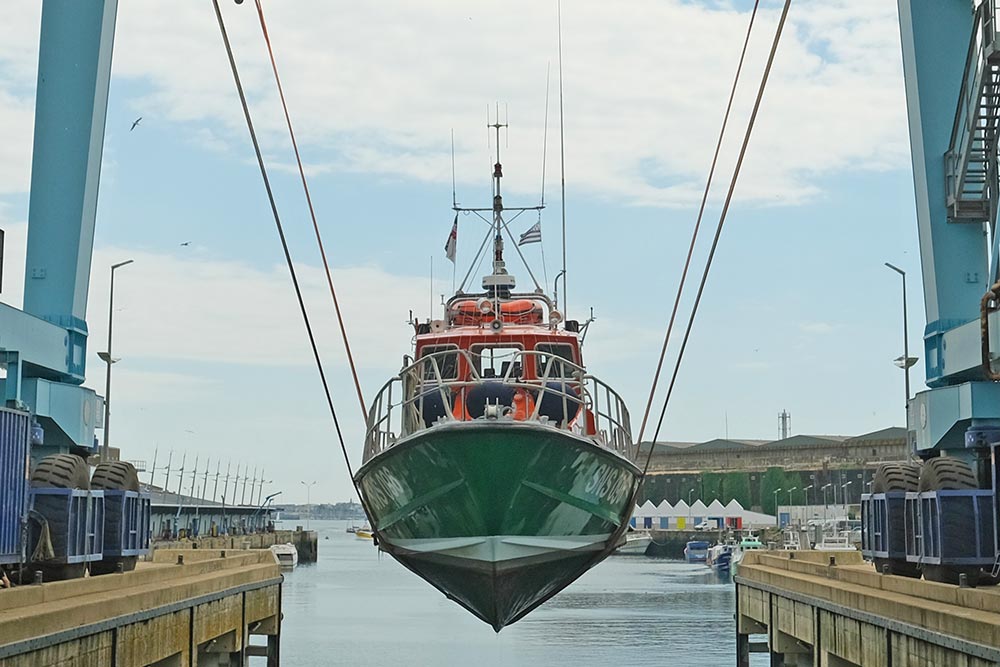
xmin=418 ymin=345 xmax=459 ymax=380
xmin=535 ymin=343 xmax=576 ymax=378
xmin=470 ymin=345 xmax=523 ymax=379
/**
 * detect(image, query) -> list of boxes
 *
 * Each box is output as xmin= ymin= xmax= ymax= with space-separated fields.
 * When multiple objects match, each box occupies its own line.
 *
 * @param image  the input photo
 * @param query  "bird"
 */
xmin=130 ymin=117 xmax=142 ymax=131
xmin=180 ymin=241 xmax=192 ymax=247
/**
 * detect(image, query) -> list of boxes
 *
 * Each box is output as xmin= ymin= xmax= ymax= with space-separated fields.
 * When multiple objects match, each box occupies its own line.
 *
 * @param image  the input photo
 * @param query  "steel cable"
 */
xmin=637 ymin=0 xmax=762 ymax=445
xmin=211 ymin=0 xmax=373 ymax=523
xmin=637 ymin=0 xmax=792 ymax=486
xmin=252 ymin=0 xmax=368 ymax=424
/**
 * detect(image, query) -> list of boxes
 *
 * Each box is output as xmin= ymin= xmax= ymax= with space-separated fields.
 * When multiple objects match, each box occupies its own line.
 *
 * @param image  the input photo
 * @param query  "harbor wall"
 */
xmin=152 ymin=528 xmax=318 ymax=563
xmin=735 ymin=550 xmax=1000 ymax=666
xmin=0 ymin=550 xmax=282 ymax=667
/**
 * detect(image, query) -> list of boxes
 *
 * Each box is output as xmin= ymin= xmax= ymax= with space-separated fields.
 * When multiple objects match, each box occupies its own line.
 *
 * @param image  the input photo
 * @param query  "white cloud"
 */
xmin=0 ymin=0 xmax=910 ymax=207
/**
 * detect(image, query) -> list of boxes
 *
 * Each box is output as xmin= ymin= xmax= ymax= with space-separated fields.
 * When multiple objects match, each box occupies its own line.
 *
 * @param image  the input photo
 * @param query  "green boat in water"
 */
xmin=355 ymin=126 xmax=640 ymax=631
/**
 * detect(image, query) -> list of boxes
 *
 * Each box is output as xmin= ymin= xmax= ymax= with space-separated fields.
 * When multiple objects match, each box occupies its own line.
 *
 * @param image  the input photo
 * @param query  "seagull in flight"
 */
xmin=180 ymin=241 xmax=192 ymax=247
xmin=130 ymin=117 xmax=142 ymax=131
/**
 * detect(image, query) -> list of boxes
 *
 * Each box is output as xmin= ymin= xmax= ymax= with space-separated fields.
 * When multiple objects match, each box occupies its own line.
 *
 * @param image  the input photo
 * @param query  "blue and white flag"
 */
xmin=445 ymin=214 xmax=458 ymax=262
xmin=518 ymin=221 xmax=542 ymax=245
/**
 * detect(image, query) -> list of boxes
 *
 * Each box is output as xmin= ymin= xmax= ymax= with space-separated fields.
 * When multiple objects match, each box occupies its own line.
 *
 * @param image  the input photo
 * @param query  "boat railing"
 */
xmin=363 ymin=349 xmax=634 ymax=463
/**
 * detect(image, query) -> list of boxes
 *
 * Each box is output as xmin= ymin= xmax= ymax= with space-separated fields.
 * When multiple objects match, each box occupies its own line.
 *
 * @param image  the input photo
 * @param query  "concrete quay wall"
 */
xmin=0 ymin=550 xmax=282 ymax=667
xmin=153 ymin=528 xmax=318 ymax=563
xmin=735 ymin=550 xmax=1000 ymax=666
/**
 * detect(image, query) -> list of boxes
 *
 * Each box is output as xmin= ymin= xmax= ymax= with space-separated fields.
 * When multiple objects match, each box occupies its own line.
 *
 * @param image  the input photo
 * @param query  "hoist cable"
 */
xmin=210 ymin=0 xmax=371 ymax=519
xmin=253 ymin=0 xmax=368 ymax=424
xmin=637 ymin=0 xmax=762 ymax=444
xmin=638 ymin=0 xmax=792 ymax=483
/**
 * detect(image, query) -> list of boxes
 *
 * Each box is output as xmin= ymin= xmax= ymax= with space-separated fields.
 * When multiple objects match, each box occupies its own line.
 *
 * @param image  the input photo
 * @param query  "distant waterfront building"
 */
xmin=641 ymin=426 xmax=907 ymax=473
xmin=630 ymin=499 xmax=775 ymax=530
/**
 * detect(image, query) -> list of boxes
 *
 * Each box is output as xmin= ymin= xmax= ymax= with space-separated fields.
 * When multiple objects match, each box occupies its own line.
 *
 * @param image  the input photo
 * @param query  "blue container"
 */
xmin=861 ymin=491 xmax=908 ymax=560
xmin=904 ymin=490 xmax=995 ymax=566
xmin=28 ymin=488 xmax=104 ymax=564
xmin=101 ymin=490 xmax=150 ymax=557
xmin=0 ymin=407 xmax=31 ymax=565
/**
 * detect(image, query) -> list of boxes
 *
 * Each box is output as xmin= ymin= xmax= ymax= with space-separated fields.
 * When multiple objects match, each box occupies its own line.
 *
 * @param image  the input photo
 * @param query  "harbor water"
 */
xmin=277 ymin=520 xmax=766 ymax=666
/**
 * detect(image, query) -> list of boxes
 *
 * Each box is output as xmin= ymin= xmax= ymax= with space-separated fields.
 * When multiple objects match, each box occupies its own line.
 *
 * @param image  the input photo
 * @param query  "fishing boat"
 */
xmin=354 ymin=123 xmax=640 ymax=631
xmin=730 ymin=533 xmax=764 ymax=576
xmin=684 ymin=540 xmax=711 ymax=563
xmin=706 ymin=542 xmax=733 ymax=573
xmin=615 ymin=528 xmax=653 ymax=556
xmin=355 ymin=526 xmax=374 ymax=541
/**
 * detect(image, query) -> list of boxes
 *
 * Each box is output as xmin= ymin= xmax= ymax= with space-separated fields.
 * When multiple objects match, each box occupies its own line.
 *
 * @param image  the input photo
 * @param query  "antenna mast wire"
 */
xmin=557 ymin=0 xmax=568 ymax=317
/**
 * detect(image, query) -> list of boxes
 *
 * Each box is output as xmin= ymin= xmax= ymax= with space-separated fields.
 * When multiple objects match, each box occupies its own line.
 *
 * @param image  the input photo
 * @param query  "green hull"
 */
xmin=355 ymin=421 xmax=640 ymax=631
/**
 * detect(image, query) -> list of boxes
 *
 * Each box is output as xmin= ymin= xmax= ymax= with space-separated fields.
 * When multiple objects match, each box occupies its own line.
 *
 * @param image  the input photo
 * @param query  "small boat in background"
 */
xmin=684 ymin=540 xmax=710 ymax=563
xmin=356 ymin=525 xmax=374 ymax=540
xmin=706 ymin=543 xmax=733 ymax=573
xmin=730 ymin=534 xmax=763 ymax=576
xmin=615 ymin=529 xmax=652 ymax=556
xmin=270 ymin=543 xmax=299 ymax=569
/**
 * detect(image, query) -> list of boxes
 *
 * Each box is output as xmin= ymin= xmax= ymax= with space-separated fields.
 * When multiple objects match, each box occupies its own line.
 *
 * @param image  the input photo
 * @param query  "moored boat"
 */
xmin=684 ymin=540 xmax=710 ymax=563
xmin=616 ymin=529 xmax=653 ymax=556
xmin=707 ymin=542 xmax=733 ymax=572
xmin=354 ymin=124 xmax=639 ymax=631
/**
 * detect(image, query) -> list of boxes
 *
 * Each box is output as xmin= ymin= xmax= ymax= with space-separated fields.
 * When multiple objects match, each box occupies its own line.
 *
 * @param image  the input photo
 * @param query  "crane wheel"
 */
xmin=872 ymin=462 xmax=920 ymax=493
xmin=871 ymin=462 xmax=921 ymax=578
xmin=917 ymin=457 xmax=978 ymax=491
xmin=30 ymin=454 xmax=91 ymax=489
xmin=90 ymin=461 xmax=140 ymax=491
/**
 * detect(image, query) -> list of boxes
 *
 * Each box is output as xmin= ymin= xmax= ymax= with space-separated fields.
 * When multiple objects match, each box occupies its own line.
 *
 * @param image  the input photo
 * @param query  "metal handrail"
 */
xmin=362 ymin=348 xmax=634 ymax=464
xmin=947 ymin=2 xmax=999 ymax=208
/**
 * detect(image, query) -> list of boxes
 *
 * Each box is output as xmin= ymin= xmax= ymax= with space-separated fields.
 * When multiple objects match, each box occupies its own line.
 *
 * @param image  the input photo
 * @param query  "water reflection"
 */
xmin=278 ymin=521 xmax=765 ymax=666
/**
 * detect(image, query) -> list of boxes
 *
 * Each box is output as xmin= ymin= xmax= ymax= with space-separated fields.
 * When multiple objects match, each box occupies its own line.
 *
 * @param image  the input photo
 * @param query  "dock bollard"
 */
xmin=881 ymin=563 xmax=890 ymax=575
xmin=959 ymin=573 xmax=969 ymax=588
xmin=117 ymin=562 xmax=124 ymax=574
xmin=829 ymin=556 xmax=836 ymax=567
xmin=176 ymin=554 xmax=184 ymax=566
xmin=33 ymin=571 xmax=43 ymax=585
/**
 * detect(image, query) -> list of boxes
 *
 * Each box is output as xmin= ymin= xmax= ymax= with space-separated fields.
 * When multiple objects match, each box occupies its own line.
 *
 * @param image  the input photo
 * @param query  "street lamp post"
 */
xmin=301 ymin=481 xmax=317 ymax=530
xmin=773 ymin=488 xmax=782 ymax=526
xmin=885 ymin=262 xmax=918 ymax=461
xmin=803 ymin=484 xmax=813 ymax=506
xmin=822 ymin=483 xmax=832 ymax=525
xmin=99 ymin=259 xmax=134 ymax=463
xmin=687 ymin=488 xmax=695 ymax=528
xmin=841 ymin=481 xmax=853 ymax=516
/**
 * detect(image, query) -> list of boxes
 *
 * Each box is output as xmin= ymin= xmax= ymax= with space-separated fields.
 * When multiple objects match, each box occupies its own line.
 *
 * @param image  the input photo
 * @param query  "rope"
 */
xmin=638 ymin=0 xmax=792 ymax=484
xmin=210 ymin=0 xmax=371 ymax=519
xmin=252 ymin=0 xmax=367 ymax=424
xmin=637 ymin=0 xmax=761 ymax=445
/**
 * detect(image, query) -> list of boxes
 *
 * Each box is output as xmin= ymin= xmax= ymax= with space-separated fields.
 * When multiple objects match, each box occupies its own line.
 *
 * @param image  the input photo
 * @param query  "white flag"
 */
xmin=518 ymin=221 xmax=542 ymax=245
xmin=445 ymin=215 xmax=458 ymax=262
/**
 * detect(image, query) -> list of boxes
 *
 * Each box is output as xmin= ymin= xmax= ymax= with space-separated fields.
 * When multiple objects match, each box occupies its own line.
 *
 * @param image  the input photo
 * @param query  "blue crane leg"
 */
xmin=22 ymin=0 xmax=119 ymax=382
xmin=897 ymin=0 xmax=988 ymax=387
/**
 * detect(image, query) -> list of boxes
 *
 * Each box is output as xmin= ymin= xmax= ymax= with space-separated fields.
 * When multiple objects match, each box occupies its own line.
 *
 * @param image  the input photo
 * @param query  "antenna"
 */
xmin=200 ymin=458 xmax=211 ymax=501
xmin=189 ymin=455 xmax=200 ymax=497
xmin=175 ymin=452 xmax=186 ymax=496
xmin=557 ymin=0 xmax=568 ymax=319
xmin=451 ymin=128 xmax=457 ymax=208
xmin=148 ymin=447 xmax=158 ymax=486
xmin=163 ymin=450 xmax=174 ymax=492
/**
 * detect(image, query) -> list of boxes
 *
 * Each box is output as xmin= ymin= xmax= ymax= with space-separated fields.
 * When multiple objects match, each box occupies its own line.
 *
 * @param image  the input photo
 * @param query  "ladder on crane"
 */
xmin=946 ymin=0 xmax=1000 ymax=223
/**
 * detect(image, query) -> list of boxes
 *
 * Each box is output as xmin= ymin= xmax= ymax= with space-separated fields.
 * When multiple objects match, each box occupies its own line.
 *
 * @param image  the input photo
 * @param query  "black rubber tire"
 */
xmin=918 ymin=457 xmax=978 ymax=491
xmin=871 ymin=462 xmax=922 ymax=578
xmin=90 ymin=461 xmax=140 ymax=491
xmin=872 ymin=462 xmax=920 ymax=493
xmin=30 ymin=454 xmax=90 ymax=490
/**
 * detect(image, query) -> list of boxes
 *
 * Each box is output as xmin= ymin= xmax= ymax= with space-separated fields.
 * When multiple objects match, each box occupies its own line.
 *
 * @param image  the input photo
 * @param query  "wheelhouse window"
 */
xmin=418 ymin=345 xmax=459 ymax=381
xmin=535 ymin=343 xmax=576 ymax=378
xmin=470 ymin=345 xmax=523 ymax=379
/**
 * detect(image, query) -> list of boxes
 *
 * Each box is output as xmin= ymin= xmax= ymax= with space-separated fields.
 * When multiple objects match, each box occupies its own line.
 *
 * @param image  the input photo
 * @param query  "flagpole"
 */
xmin=430 ymin=255 xmax=434 ymax=320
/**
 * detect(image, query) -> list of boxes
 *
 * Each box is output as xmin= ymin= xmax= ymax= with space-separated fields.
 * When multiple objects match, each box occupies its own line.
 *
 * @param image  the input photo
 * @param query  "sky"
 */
xmin=0 ymin=0 xmax=929 ymax=504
